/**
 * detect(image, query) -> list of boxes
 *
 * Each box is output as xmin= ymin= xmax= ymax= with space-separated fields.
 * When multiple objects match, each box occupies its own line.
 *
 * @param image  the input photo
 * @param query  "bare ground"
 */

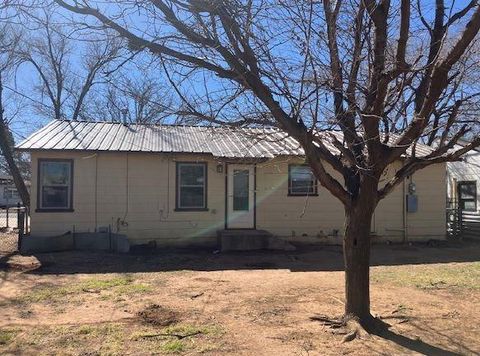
xmin=1 ymin=233 xmax=479 ymax=355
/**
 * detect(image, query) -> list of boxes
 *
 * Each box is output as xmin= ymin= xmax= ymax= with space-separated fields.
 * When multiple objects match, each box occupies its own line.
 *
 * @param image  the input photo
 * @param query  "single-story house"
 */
xmin=16 ymin=120 xmax=447 ymax=248
xmin=446 ymin=143 xmax=480 ymax=212
xmin=0 ymin=175 xmax=29 ymax=208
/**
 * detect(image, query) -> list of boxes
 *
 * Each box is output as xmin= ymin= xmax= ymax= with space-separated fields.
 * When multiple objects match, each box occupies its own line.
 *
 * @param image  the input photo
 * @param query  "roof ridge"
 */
xmin=51 ymin=119 xmax=282 ymax=130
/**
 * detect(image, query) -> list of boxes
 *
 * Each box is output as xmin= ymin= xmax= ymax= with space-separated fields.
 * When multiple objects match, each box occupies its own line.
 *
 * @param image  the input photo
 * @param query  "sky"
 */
xmin=3 ymin=0 xmax=479 ymax=145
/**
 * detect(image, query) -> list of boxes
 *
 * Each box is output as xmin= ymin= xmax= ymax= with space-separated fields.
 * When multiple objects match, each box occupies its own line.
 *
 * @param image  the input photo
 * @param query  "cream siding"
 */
xmin=30 ymin=151 xmax=446 ymax=245
xmin=447 ymin=150 xmax=480 ymax=211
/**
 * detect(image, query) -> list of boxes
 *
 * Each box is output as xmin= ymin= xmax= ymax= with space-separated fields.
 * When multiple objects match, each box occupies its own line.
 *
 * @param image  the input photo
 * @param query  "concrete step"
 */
xmin=218 ymin=229 xmax=295 ymax=252
xmin=217 ymin=229 xmax=272 ymax=238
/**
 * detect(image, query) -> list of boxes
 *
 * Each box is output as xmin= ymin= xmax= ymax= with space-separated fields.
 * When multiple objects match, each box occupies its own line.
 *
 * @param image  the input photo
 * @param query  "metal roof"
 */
xmin=16 ymin=120 xmax=304 ymax=158
xmin=16 ymin=120 xmax=433 ymax=158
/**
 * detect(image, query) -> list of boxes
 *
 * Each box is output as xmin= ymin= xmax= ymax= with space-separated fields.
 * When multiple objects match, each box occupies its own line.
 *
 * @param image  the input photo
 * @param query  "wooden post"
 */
xmin=17 ymin=207 xmax=25 ymax=251
xmin=459 ymin=205 xmax=463 ymax=241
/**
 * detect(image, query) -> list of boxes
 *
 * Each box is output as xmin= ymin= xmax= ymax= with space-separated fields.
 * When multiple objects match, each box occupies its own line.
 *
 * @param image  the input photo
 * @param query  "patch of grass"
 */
xmin=2 ymin=319 xmax=224 ymax=355
xmin=15 ymin=275 xmax=150 ymax=304
xmin=77 ymin=325 xmax=95 ymax=335
xmin=75 ymin=323 xmax=122 ymax=337
xmin=372 ymin=262 xmax=480 ymax=290
xmin=132 ymin=323 xmax=224 ymax=355
xmin=78 ymin=277 xmax=134 ymax=290
xmin=21 ymin=323 xmax=125 ymax=355
xmin=162 ymin=323 xmax=222 ymax=337
xmin=161 ymin=340 xmax=185 ymax=353
xmin=131 ymin=323 xmax=222 ymax=341
xmin=115 ymin=283 xmax=151 ymax=295
xmin=0 ymin=328 xmax=19 ymax=345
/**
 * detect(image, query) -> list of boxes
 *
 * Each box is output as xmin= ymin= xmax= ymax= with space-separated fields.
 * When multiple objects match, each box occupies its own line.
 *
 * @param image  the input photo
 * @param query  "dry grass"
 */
xmin=0 ymin=321 xmax=225 ymax=355
xmin=372 ymin=261 xmax=480 ymax=290
xmin=7 ymin=275 xmax=151 ymax=306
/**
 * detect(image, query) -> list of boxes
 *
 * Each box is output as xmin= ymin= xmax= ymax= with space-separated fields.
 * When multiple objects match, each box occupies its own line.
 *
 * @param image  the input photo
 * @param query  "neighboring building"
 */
xmin=0 ymin=175 xmax=27 ymax=207
xmin=446 ymin=143 xmax=480 ymax=212
xmin=16 ymin=120 xmax=447 ymax=247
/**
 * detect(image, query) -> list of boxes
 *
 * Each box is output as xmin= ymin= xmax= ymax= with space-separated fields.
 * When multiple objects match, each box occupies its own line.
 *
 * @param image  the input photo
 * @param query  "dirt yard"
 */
xmin=1 ymin=234 xmax=479 ymax=355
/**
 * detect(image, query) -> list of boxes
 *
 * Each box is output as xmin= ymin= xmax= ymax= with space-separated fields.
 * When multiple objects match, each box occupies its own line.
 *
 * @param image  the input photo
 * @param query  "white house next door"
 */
xmin=227 ymin=164 xmax=255 ymax=229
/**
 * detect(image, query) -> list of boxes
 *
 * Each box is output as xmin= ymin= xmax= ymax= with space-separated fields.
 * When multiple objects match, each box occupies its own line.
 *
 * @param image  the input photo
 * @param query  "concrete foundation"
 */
xmin=20 ymin=232 xmax=130 ymax=254
xmin=218 ymin=230 xmax=296 ymax=251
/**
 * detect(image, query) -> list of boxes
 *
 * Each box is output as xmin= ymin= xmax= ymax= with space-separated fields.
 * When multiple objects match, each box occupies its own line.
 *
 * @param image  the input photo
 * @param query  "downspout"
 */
xmin=95 ymin=154 xmax=98 ymax=232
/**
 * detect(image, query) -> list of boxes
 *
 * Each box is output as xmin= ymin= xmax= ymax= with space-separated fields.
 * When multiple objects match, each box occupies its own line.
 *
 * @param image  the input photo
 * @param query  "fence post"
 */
xmin=459 ymin=206 xmax=463 ymax=240
xmin=6 ymin=206 xmax=9 ymax=229
xmin=17 ymin=211 xmax=24 ymax=251
xmin=18 ymin=211 xmax=24 ymax=235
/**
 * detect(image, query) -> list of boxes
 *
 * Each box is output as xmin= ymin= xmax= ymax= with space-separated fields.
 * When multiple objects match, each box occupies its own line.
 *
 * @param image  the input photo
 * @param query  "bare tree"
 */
xmin=0 ymin=23 xmax=30 ymax=206
xmin=52 ymin=0 xmax=480 ymax=328
xmin=17 ymin=10 xmax=122 ymax=121
xmin=94 ymin=70 xmax=172 ymax=123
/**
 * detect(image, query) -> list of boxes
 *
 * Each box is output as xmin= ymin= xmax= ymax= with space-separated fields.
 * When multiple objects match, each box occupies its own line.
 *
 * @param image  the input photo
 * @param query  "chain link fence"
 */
xmin=0 ymin=230 xmax=18 ymax=254
xmin=0 ymin=207 xmax=19 ymax=229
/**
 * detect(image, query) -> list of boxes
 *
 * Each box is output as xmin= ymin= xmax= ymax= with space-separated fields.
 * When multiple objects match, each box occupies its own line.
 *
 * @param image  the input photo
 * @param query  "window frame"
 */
xmin=36 ymin=158 xmax=74 ymax=212
xmin=457 ymin=180 xmax=477 ymax=211
xmin=175 ymin=162 xmax=208 ymax=211
xmin=288 ymin=164 xmax=318 ymax=197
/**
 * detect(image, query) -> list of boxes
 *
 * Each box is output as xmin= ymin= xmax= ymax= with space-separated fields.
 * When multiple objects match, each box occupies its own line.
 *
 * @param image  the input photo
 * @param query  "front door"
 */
xmin=227 ymin=164 xmax=255 ymax=229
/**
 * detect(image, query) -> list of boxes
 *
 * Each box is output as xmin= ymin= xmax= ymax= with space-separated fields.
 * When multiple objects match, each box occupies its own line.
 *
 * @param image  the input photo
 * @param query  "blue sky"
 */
xmin=4 ymin=0 xmax=479 ymax=144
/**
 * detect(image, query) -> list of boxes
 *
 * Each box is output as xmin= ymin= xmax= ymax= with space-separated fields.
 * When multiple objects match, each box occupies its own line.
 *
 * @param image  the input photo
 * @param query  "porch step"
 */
xmin=217 ymin=230 xmax=296 ymax=252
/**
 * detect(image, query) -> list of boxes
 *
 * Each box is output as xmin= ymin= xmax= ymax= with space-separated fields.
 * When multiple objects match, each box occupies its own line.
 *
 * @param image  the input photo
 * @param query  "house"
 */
xmin=16 ymin=120 xmax=447 ymax=249
xmin=446 ymin=143 xmax=480 ymax=212
xmin=0 ymin=175 xmax=27 ymax=208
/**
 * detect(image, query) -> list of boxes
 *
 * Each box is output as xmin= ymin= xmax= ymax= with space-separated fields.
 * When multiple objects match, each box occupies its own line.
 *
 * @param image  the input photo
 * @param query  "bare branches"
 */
xmin=40 ymin=0 xmax=480 ymax=206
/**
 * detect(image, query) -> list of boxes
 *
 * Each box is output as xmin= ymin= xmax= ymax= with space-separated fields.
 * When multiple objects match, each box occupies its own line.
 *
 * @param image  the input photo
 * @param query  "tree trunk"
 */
xmin=343 ymin=184 xmax=377 ymax=325
xmin=0 ymin=119 xmax=30 ymax=208
xmin=0 ymin=73 xmax=30 ymax=208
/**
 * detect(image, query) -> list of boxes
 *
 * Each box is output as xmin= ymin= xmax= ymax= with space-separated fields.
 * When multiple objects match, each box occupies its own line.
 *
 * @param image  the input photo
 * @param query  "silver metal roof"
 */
xmin=16 ymin=120 xmax=304 ymax=158
xmin=16 ymin=120 xmax=433 ymax=158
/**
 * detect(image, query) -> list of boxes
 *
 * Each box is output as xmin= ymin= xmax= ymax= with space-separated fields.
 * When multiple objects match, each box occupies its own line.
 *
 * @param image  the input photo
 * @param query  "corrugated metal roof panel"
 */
xmin=16 ymin=120 xmax=434 ymax=158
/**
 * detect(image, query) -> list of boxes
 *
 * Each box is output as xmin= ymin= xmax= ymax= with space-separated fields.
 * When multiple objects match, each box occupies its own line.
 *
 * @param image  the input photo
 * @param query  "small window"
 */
xmin=288 ymin=165 xmax=317 ymax=196
xmin=3 ymin=187 xmax=18 ymax=200
xmin=3 ymin=187 xmax=11 ymax=199
xmin=38 ymin=160 xmax=73 ymax=211
xmin=176 ymin=162 xmax=207 ymax=210
xmin=458 ymin=181 xmax=477 ymax=211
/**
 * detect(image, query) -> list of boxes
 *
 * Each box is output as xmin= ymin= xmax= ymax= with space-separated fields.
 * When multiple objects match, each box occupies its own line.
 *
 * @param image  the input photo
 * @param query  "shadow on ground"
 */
xmin=372 ymin=326 xmax=463 ymax=356
xmin=4 ymin=239 xmax=478 ymax=275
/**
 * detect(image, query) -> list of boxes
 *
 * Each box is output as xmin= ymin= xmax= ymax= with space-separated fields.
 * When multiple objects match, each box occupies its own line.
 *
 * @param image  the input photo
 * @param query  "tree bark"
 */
xmin=0 ymin=73 xmax=30 ymax=208
xmin=343 ymin=181 xmax=377 ymax=325
xmin=0 ymin=119 xmax=30 ymax=208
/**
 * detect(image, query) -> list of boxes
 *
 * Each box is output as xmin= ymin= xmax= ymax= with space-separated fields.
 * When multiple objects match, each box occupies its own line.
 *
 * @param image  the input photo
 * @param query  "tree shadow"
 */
xmin=371 ymin=320 xmax=462 ymax=356
xmin=12 ymin=239 xmax=479 ymax=275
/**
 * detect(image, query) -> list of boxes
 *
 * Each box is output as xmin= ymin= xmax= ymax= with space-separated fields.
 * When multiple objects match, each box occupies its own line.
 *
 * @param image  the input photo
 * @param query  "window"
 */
xmin=288 ymin=164 xmax=317 ymax=196
xmin=176 ymin=162 xmax=207 ymax=210
xmin=3 ymin=187 xmax=18 ymax=200
xmin=233 ymin=169 xmax=249 ymax=211
xmin=458 ymin=181 xmax=477 ymax=211
xmin=38 ymin=160 xmax=73 ymax=211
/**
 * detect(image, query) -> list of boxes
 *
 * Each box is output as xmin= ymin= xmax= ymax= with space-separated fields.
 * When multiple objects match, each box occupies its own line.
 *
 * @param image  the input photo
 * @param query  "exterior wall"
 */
xmin=446 ymin=150 xmax=480 ymax=212
xmin=29 ymin=151 xmax=447 ymax=245
xmin=256 ymin=158 xmax=446 ymax=243
xmin=30 ymin=151 xmax=225 ymax=246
